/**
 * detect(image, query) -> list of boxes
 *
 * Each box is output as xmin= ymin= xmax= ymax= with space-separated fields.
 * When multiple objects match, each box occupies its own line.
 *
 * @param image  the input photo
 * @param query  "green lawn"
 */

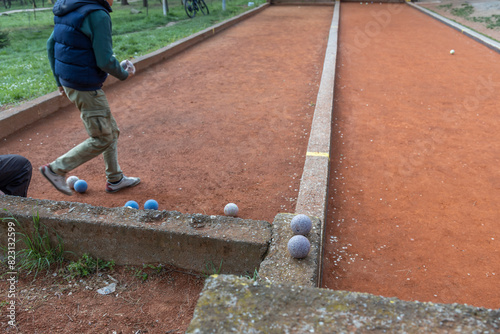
xmin=0 ymin=0 xmax=264 ymax=109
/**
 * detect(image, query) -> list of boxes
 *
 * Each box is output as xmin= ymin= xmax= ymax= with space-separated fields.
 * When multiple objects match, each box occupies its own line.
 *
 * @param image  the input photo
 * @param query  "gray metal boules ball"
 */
xmin=287 ymin=235 xmax=311 ymax=259
xmin=224 ymin=203 xmax=239 ymax=217
xmin=290 ymin=214 xmax=312 ymax=235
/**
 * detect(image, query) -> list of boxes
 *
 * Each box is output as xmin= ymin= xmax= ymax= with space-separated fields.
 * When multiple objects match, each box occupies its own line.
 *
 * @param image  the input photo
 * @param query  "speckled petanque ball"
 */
xmin=224 ymin=203 xmax=239 ymax=217
xmin=66 ymin=175 xmax=79 ymax=190
xmin=290 ymin=214 xmax=312 ymax=235
xmin=287 ymin=235 xmax=311 ymax=259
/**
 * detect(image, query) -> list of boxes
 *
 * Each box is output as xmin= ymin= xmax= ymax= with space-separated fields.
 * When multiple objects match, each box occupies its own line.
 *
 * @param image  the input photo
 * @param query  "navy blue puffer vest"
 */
xmin=53 ymin=2 xmax=110 ymax=91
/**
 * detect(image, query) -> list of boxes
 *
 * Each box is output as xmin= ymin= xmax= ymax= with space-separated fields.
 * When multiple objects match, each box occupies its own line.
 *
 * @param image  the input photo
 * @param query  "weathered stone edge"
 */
xmin=258 ymin=213 xmax=321 ymax=287
xmin=187 ymin=275 xmax=500 ymax=333
xmin=0 ymin=196 xmax=271 ymax=275
xmin=294 ymin=0 xmax=340 ymax=287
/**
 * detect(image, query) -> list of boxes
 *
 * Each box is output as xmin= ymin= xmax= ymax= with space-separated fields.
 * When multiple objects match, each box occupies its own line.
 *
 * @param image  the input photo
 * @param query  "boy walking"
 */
xmin=42 ymin=0 xmax=139 ymax=195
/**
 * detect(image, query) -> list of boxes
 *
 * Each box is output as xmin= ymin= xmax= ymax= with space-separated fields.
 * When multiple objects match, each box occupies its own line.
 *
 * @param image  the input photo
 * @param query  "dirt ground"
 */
xmin=0 ymin=6 xmax=333 ymax=333
xmin=322 ymin=2 xmax=500 ymax=310
xmin=0 ymin=265 xmax=205 ymax=333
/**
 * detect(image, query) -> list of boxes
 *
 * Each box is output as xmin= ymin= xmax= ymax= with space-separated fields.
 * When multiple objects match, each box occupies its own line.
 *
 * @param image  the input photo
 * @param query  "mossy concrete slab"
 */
xmin=0 ymin=196 xmax=271 ymax=275
xmin=187 ymin=275 xmax=500 ymax=333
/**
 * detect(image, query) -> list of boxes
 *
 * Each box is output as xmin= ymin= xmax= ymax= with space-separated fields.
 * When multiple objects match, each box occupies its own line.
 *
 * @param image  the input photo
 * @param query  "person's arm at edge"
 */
xmin=47 ymin=31 xmax=65 ymax=94
xmin=85 ymin=10 xmax=130 ymax=80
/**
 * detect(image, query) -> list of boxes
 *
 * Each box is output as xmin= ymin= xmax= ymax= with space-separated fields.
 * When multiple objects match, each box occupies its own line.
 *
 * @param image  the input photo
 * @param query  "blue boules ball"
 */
xmin=74 ymin=180 xmax=88 ymax=193
xmin=144 ymin=199 xmax=159 ymax=210
xmin=290 ymin=214 xmax=312 ymax=235
xmin=124 ymin=200 xmax=139 ymax=209
xmin=287 ymin=235 xmax=311 ymax=259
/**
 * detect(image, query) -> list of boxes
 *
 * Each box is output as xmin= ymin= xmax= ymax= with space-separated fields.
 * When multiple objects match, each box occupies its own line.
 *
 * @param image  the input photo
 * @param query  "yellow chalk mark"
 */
xmin=307 ymin=152 xmax=329 ymax=158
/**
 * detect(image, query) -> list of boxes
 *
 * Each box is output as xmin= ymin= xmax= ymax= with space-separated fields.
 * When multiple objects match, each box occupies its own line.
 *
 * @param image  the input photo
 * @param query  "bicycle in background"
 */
xmin=184 ymin=0 xmax=209 ymax=18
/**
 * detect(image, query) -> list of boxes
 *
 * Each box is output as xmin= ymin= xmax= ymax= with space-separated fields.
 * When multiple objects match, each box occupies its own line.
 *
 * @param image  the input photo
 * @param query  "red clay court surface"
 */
xmin=322 ymin=3 xmax=500 ymax=309
xmin=1 ymin=6 xmax=333 ymax=223
xmin=1 ymin=7 xmax=333 ymax=333
xmin=3 ymin=2 xmax=500 ymax=314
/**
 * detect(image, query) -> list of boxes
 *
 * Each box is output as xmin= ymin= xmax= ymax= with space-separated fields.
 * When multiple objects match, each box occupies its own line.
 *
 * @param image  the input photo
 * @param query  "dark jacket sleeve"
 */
xmin=83 ymin=10 xmax=129 ymax=80
xmin=47 ymin=31 xmax=63 ymax=87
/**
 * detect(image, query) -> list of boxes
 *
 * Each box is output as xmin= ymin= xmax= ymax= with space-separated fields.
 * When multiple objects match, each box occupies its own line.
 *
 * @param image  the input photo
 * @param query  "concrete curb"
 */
xmin=0 ymin=196 xmax=271 ymax=275
xmin=0 ymin=7 xmax=52 ymax=16
xmin=187 ymin=275 xmax=500 ymax=333
xmin=294 ymin=0 xmax=339 ymax=287
xmin=271 ymin=1 xmax=335 ymax=5
xmin=408 ymin=1 xmax=500 ymax=53
xmin=0 ymin=3 xmax=270 ymax=141
xmin=258 ymin=213 xmax=321 ymax=286
xmin=0 ymin=91 xmax=72 ymax=142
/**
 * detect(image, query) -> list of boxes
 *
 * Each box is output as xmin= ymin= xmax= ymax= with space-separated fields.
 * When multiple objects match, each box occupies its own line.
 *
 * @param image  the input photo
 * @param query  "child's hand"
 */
xmin=58 ymin=86 xmax=66 ymax=97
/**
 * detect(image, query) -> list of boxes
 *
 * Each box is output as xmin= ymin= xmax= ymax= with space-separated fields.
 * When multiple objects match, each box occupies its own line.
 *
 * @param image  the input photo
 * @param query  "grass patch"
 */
xmin=471 ymin=14 xmax=500 ymax=29
xmin=129 ymin=263 xmax=166 ymax=281
xmin=66 ymin=253 xmax=115 ymax=278
xmin=0 ymin=30 xmax=9 ymax=48
xmin=1 ymin=210 xmax=66 ymax=277
xmin=0 ymin=210 xmax=116 ymax=280
xmin=243 ymin=268 xmax=259 ymax=281
xmin=438 ymin=3 xmax=452 ymax=10
xmin=0 ymin=0 xmax=264 ymax=108
xmin=203 ymin=259 xmax=223 ymax=277
xmin=425 ymin=6 xmax=500 ymax=43
xmin=451 ymin=3 xmax=474 ymax=18
xmin=443 ymin=3 xmax=500 ymax=31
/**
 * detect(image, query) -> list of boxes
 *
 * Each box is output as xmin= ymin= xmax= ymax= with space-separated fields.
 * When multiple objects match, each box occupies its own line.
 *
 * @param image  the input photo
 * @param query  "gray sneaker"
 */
xmin=105 ymin=175 xmax=140 ymax=193
xmin=39 ymin=164 xmax=73 ymax=196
